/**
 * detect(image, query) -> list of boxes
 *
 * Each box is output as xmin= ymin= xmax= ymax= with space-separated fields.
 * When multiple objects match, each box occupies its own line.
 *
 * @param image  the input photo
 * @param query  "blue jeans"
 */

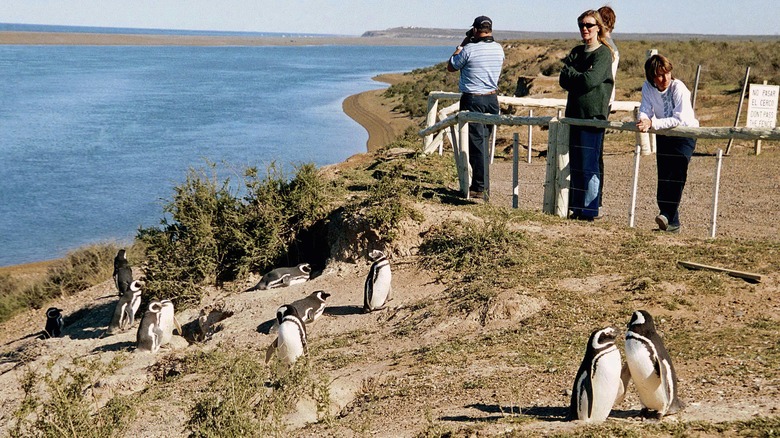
xmin=656 ymin=135 xmax=696 ymax=226
xmin=569 ymin=125 xmax=604 ymax=219
xmin=459 ymin=93 xmax=499 ymax=191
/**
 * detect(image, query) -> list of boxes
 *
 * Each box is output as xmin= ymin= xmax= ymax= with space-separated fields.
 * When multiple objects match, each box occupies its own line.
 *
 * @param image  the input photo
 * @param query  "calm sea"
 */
xmin=0 ymin=44 xmax=450 ymax=266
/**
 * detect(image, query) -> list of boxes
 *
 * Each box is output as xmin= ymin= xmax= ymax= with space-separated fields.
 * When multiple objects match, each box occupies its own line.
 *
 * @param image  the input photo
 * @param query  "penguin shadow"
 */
xmin=323 ymin=305 xmax=364 ymax=317
xmin=64 ymin=300 xmax=117 ymax=340
xmin=256 ymin=318 xmax=276 ymax=335
xmin=439 ymin=404 xmax=569 ymax=423
xmin=92 ymin=341 xmax=135 ymax=353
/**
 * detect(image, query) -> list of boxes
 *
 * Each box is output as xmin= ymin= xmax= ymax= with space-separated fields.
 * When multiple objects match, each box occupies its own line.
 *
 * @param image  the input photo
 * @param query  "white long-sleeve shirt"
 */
xmin=638 ymin=79 xmax=699 ymax=129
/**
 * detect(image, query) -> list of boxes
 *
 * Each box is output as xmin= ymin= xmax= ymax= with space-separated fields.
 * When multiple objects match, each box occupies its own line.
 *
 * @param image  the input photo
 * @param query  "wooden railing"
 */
xmin=418 ymin=92 xmax=780 ymax=237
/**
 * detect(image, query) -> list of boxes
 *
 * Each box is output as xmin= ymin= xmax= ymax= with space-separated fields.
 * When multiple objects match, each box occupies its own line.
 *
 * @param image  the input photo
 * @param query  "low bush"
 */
xmin=138 ymin=162 xmax=328 ymax=308
xmin=0 ymin=243 xmax=120 ymax=324
xmin=10 ymin=355 xmax=135 ymax=438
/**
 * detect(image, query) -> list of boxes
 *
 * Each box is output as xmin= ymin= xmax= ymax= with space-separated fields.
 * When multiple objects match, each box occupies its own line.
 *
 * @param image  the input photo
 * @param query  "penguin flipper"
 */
xmin=173 ymin=316 xmax=182 ymax=335
xmin=265 ymin=339 xmax=277 ymax=363
xmin=614 ymin=362 xmax=631 ymax=405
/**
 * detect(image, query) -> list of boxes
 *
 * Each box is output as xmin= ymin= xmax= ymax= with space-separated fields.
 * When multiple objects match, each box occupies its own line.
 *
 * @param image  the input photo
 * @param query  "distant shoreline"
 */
xmin=0 ymin=31 xmax=453 ymax=46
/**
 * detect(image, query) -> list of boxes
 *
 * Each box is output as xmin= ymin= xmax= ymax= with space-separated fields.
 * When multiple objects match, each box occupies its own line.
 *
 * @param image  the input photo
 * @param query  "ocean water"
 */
xmin=0 ymin=44 xmax=450 ymax=266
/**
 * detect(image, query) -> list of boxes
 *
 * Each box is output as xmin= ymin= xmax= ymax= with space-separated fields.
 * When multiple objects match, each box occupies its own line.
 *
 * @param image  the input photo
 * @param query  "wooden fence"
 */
xmin=418 ymin=91 xmax=780 ymax=237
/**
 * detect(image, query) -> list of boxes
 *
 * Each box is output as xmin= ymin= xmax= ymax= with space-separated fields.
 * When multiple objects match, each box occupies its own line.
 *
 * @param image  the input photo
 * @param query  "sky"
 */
xmin=0 ymin=0 xmax=778 ymax=36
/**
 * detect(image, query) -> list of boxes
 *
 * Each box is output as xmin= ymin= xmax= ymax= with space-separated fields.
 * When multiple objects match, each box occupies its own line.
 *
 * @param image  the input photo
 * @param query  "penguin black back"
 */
xmin=44 ymin=307 xmax=64 ymax=338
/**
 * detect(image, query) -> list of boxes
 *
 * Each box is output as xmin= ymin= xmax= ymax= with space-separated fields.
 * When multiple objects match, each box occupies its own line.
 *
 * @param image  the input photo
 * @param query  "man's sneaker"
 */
xmin=667 ymin=224 xmax=681 ymax=233
xmin=469 ymin=190 xmax=484 ymax=200
xmin=655 ymin=214 xmax=669 ymax=231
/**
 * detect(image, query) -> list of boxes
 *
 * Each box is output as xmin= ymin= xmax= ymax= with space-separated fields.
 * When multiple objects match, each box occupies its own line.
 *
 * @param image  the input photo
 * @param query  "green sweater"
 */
xmin=559 ymin=44 xmax=613 ymax=119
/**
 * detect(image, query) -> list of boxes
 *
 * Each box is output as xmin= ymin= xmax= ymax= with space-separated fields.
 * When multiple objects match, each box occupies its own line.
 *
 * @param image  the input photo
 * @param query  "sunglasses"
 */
xmin=578 ymin=22 xmax=598 ymax=29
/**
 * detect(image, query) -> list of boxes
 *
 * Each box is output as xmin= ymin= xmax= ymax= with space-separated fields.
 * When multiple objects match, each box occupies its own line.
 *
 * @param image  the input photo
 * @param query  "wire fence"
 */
xmin=419 ymin=93 xmax=780 ymax=239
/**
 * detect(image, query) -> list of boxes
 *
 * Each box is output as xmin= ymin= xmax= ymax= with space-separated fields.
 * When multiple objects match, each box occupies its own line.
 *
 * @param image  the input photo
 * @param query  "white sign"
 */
xmin=746 ymin=84 xmax=779 ymax=129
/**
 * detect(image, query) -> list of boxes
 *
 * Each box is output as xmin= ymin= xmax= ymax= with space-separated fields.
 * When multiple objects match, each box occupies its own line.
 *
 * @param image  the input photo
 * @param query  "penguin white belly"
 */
xmin=286 ymin=276 xmax=308 ymax=287
xmin=585 ymin=348 xmax=622 ymax=422
xmin=277 ymin=322 xmax=305 ymax=365
xmin=369 ymin=268 xmax=392 ymax=309
xmin=625 ymin=339 xmax=668 ymax=412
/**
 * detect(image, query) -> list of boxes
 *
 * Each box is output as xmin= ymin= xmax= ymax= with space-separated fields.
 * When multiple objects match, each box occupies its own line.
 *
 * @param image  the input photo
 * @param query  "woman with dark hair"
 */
xmin=559 ymin=9 xmax=614 ymax=221
xmin=636 ymin=54 xmax=698 ymax=233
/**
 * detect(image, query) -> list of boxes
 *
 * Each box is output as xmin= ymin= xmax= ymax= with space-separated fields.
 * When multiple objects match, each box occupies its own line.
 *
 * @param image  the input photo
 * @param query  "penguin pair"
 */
xmin=364 ymin=250 xmax=392 ymax=312
xmin=136 ymin=299 xmax=182 ymax=353
xmin=246 ymin=263 xmax=312 ymax=291
xmin=113 ymin=249 xmax=133 ymax=296
xmin=265 ymin=305 xmax=308 ymax=366
xmin=569 ymin=310 xmax=683 ymax=422
xmin=43 ymin=307 xmax=64 ymax=338
xmin=107 ymin=280 xmax=144 ymax=334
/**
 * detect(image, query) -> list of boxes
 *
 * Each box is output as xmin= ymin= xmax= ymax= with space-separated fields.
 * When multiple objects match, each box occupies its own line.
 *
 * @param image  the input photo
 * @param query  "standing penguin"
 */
xmin=265 ymin=305 xmax=308 ymax=366
xmin=569 ymin=327 xmax=624 ymax=423
xmin=624 ymin=310 xmax=684 ymax=419
xmin=43 ymin=307 xmax=64 ymax=338
xmin=157 ymin=299 xmax=182 ymax=348
xmin=364 ymin=250 xmax=392 ymax=312
xmin=113 ymin=249 xmax=133 ymax=297
xmin=246 ymin=263 xmax=312 ymax=291
xmin=107 ymin=280 xmax=144 ymax=334
xmin=136 ymin=300 xmax=164 ymax=353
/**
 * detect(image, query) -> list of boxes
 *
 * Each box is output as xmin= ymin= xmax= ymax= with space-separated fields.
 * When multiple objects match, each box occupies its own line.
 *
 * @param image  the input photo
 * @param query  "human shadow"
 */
xmin=323 ymin=305 xmax=364 ymax=317
xmin=423 ymin=187 xmax=475 ymax=206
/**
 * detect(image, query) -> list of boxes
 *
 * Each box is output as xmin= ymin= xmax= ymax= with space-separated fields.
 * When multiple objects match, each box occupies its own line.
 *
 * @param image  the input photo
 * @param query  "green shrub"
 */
xmin=418 ymin=217 xmax=530 ymax=312
xmin=10 ymin=356 xmax=135 ymax=438
xmin=0 ymin=243 xmax=119 ymax=324
xmin=138 ymin=162 xmax=327 ymax=308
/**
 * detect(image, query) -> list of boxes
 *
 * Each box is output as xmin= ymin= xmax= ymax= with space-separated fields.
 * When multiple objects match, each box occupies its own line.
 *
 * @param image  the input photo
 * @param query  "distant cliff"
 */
xmin=361 ymin=26 xmax=780 ymax=41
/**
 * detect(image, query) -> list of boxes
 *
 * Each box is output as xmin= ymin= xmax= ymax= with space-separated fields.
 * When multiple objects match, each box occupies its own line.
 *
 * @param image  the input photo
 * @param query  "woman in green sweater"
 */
xmin=559 ymin=9 xmax=614 ymax=221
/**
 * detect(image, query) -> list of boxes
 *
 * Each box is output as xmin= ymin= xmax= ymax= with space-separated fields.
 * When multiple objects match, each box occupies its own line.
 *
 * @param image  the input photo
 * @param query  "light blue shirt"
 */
xmin=450 ymin=40 xmax=504 ymax=94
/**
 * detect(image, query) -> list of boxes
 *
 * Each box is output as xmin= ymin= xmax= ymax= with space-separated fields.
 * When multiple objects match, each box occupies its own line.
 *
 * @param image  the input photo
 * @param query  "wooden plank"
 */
xmin=677 ymin=260 xmax=762 ymax=283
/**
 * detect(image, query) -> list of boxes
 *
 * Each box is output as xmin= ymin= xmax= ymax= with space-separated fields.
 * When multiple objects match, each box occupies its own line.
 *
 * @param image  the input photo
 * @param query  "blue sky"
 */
xmin=1 ymin=0 xmax=777 ymax=36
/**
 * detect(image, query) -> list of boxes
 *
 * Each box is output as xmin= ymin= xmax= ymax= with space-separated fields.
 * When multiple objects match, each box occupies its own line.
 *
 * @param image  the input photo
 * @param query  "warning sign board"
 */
xmin=746 ymin=84 xmax=779 ymax=128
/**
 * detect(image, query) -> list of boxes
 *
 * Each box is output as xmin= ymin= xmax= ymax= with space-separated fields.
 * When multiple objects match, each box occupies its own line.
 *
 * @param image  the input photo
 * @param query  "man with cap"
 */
xmin=447 ymin=15 xmax=505 ymax=199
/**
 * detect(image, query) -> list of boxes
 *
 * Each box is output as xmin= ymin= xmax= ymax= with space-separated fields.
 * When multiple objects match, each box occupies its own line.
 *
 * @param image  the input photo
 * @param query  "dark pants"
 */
xmin=459 ymin=93 xmax=499 ymax=191
xmin=569 ymin=125 xmax=604 ymax=219
xmin=656 ymin=135 xmax=696 ymax=226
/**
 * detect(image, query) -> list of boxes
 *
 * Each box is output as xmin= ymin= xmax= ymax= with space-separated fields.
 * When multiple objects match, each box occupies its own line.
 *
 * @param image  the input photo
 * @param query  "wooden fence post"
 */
xmin=710 ymin=149 xmax=724 ymax=238
xmin=725 ymin=66 xmax=750 ymax=155
xmin=424 ymin=95 xmax=439 ymax=154
xmin=554 ymin=122 xmax=571 ymax=218
xmin=512 ymin=132 xmax=519 ymax=208
xmin=629 ymin=144 xmax=642 ymax=228
xmin=458 ymin=117 xmax=471 ymax=197
xmin=527 ymin=109 xmax=534 ymax=163
xmin=543 ymin=120 xmax=559 ymax=214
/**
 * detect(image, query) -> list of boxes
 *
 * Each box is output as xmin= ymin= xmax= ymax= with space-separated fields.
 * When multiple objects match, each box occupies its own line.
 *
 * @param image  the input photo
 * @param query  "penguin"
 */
xmin=113 ymin=249 xmax=133 ymax=297
xmin=569 ymin=327 xmax=624 ymax=423
xmin=43 ymin=307 xmax=64 ymax=338
xmin=136 ymin=300 xmax=164 ymax=353
xmin=265 ymin=305 xmax=308 ymax=366
xmin=364 ymin=250 xmax=392 ymax=312
xmin=289 ymin=290 xmax=331 ymax=324
xmin=624 ymin=310 xmax=684 ymax=419
xmin=158 ymin=299 xmax=182 ymax=348
xmin=106 ymin=280 xmax=144 ymax=334
xmin=246 ymin=263 xmax=312 ymax=291
xmin=270 ymin=290 xmax=331 ymax=334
